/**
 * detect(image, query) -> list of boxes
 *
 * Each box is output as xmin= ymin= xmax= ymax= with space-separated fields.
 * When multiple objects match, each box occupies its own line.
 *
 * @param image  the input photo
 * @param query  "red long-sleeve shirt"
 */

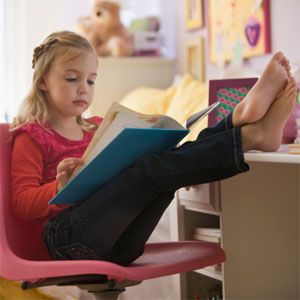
xmin=11 ymin=118 xmax=102 ymax=225
xmin=11 ymin=132 xmax=63 ymax=220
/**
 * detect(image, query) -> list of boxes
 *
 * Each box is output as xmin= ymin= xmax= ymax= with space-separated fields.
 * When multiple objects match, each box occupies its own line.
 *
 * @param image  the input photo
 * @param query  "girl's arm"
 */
xmin=11 ymin=132 xmax=65 ymax=221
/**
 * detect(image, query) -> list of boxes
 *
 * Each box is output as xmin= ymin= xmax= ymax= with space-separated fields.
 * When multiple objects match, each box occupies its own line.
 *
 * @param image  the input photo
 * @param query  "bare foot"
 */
xmin=233 ymin=52 xmax=290 ymax=127
xmin=242 ymin=78 xmax=297 ymax=152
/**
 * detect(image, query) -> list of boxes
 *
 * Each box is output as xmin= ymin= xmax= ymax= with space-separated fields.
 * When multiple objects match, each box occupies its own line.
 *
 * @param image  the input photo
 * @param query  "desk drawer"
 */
xmin=178 ymin=183 xmax=221 ymax=214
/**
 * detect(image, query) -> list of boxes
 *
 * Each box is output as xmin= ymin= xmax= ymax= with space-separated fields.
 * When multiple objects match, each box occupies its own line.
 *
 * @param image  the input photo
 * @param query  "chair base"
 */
xmin=22 ymin=275 xmax=141 ymax=300
xmin=21 ymin=274 xmax=108 ymax=289
xmin=93 ymin=291 xmax=122 ymax=300
xmin=78 ymin=280 xmax=141 ymax=300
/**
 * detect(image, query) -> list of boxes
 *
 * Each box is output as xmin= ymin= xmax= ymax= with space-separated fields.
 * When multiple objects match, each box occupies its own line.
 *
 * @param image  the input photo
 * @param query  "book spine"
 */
xmin=193 ymin=234 xmax=221 ymax=243
xmin=194 ymin=227 xmax=221 ymax=237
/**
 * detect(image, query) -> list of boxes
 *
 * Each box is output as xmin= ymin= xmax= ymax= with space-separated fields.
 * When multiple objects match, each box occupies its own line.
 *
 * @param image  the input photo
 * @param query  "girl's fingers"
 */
xmin=57 ymin=158 xmax=84 ymax=172
xmin=58 ymin=158 xmax=84 ymax=166
xmin=56 ymin=171 xmax=67 ymax=181
xmin=56 ymin=158 xmax=85 ymax=189
xmin=57 ymin=162 xmax=74 ymax=173
xmin=61 ymin=157 xmax=83 ymax=163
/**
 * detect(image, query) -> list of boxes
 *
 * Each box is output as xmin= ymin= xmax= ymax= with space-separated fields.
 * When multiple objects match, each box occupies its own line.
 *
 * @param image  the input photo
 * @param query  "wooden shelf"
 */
xmin=180 ymin=199 xmax=220 ymax=216
xmin=195 ymin=268 xmax=223 ymax=282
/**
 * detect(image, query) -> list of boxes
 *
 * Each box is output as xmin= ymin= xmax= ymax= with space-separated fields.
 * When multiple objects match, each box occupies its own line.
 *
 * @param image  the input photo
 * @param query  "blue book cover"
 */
xmin=49 ymin=127 xmax=189 ymax=205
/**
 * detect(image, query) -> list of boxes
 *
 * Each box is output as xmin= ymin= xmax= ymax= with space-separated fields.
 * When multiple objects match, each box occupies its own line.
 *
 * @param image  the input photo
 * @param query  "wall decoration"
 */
xmin=208 ymin=0 xmax=271 ymax=64
xmin=185 ymin=38 xmax=205 ymax=82
xmin=185 ymin=0 xmax=203 ymax=30
xmin=208 ymin=78 xmax=258 ymax=126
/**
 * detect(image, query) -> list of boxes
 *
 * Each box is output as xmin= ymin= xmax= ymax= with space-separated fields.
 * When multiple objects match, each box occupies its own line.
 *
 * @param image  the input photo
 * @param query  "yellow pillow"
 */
xmin=120 ymin=85 xmax=177 ymax=115
xmin=166 ymin=74 xmax=209 ymax=141
xmin=120 ymin=74 xmax=209 ymax=142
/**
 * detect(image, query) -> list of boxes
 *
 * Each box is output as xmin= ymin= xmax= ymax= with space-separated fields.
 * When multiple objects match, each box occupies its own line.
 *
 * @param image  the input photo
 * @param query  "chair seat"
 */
xmin=129 ymin=241 xmax=224 ymax=280
xmin=19 ymin=241 xmax=224 ymax=288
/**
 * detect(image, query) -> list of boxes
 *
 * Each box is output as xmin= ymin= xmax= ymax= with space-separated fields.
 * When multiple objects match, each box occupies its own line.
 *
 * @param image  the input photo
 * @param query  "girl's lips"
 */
xmin=73 ymin=100 xmax=87 ymax=107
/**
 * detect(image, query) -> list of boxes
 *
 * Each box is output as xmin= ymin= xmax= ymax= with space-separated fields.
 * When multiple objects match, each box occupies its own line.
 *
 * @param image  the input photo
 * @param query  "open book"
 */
xmin=49 ymin=101 xmax=219 ymax=205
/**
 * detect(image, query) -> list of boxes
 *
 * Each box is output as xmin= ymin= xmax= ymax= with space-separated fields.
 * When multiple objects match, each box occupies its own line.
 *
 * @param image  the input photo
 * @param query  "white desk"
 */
xmin=172 ymin=150 xmax=300 ymax=299
xmin=221 ymin=151 xmax=299 ymax=299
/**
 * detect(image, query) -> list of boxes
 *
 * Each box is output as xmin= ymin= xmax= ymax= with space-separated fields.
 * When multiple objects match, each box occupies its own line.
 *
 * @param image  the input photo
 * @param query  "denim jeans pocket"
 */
xmin=55 ymin=242 xmax=102 ymax=260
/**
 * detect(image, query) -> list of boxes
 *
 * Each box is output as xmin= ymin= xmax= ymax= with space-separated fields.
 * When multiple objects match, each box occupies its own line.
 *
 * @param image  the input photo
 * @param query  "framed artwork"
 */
xmin=208 ymin=78 xmax=258 ymax=127
xmin=185 ymin=38 xmax=205 ymax=82
xmin=185 ymin=0 xmax=203 ymax=30
xmin=208 ymin=0 xmax=271 ymax=64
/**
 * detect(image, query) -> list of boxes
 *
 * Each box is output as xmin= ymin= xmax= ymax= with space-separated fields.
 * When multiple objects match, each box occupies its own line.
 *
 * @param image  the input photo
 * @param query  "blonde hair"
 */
xmin=10 ymin=30 xmax=98 ymax=132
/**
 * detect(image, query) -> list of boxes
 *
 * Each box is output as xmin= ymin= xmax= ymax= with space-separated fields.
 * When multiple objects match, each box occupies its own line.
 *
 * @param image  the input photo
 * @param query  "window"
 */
xmin=0 ymin=0 xmax=14 ymax=122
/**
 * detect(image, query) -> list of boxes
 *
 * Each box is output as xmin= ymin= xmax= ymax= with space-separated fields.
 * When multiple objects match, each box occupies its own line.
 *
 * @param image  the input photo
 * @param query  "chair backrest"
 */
xmin=0 ymin=123 xmax=50 ymax=266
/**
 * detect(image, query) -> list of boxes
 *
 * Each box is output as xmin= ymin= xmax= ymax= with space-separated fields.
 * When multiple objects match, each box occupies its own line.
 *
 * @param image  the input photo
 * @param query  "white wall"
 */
xmin=13 ymin=0 xmax=90 ymax=109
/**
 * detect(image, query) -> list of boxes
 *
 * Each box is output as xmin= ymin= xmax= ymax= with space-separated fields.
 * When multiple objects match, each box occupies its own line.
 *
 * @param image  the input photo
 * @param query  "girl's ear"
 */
xmin=39 ymin=77 xmax=48 ymax=91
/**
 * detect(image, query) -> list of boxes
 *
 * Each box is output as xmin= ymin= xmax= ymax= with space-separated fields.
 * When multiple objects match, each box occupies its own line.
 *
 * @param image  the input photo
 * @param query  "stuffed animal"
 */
xmin=76 ymin=0 xmax=133 ymax=57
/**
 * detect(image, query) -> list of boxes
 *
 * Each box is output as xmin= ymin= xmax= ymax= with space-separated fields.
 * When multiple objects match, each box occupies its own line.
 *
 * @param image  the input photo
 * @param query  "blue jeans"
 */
xmin=42 ymin=114 xmax=249 ymax=265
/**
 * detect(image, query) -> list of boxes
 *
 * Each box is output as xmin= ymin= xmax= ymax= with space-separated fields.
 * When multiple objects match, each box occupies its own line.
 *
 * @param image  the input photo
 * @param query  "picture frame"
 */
xmin=185 ymin=38 xmax=205 ymax=82
xmin=208 ymin=78 xmax=258 ymax=127
xmin=185 ymin=0 xmax=203 ymax=30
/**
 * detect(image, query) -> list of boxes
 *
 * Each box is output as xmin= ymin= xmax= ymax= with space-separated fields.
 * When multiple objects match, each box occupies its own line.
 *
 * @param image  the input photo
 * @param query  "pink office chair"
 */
xmin=0 ymin=123 xmax=225 ymax=299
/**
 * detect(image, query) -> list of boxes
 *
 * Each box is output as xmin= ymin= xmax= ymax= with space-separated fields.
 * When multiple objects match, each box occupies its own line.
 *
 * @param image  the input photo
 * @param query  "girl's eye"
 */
xmin=65 ymin=78 xmax=77 ymax=82
xmin=87 ymin=80 xmax=95 ymax=86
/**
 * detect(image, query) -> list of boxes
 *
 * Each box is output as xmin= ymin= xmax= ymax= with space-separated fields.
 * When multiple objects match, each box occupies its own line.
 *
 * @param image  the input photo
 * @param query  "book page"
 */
xmin=151 ymin=115 xmax=184 ymax=129
xmin=85 ymin=110 xmax=153 ymax=163
xmin=151 ymin=101 xmax=220 ymax=130
xmin=82 ymin=102 xmax=163 ymax=163
xmin=73 ymin=102 xmax=167 ymax=176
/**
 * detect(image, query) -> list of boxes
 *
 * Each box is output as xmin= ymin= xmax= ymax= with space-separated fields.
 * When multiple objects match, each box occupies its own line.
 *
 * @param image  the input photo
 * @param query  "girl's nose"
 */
xmin=78 ymin=81 xmax=88 ymax=94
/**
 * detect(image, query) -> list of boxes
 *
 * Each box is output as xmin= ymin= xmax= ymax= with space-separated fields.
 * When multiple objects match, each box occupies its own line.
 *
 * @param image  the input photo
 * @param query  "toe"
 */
xmin=285 ymin=79 xmax=295 ymax=91
xmin=282 ymin=58 xmax=291 ymax=70
xmin=283 ymin=78 xmax=297 ymax=99
xmin=289 ymin=85 xmax=297 ymax=97
xmin=273 ymin=51 xmax=284 ymax=62
xmin=289 ymin=77 xmax=296 ymax=88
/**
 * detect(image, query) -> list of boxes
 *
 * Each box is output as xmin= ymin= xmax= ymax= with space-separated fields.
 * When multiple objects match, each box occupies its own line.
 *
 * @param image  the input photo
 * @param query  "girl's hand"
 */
xmin=56 ymin=158 xmax=84 ymax=191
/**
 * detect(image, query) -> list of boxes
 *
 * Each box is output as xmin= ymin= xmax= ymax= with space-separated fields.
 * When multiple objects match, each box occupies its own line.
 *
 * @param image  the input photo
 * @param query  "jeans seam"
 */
xmin=232 ymin=128 xmax=243 ymax=172
xmin=225 ymin=113 xmax=234 ymax=130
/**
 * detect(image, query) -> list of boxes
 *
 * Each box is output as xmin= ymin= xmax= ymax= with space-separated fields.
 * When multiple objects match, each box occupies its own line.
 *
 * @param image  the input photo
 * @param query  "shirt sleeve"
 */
xmin=11 ymin=132 xmax=66 ymax=221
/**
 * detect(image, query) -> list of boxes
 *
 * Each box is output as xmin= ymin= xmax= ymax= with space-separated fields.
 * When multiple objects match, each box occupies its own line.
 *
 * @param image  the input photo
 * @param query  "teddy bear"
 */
xmin=76 ymin=0 xmax=133 ymax=57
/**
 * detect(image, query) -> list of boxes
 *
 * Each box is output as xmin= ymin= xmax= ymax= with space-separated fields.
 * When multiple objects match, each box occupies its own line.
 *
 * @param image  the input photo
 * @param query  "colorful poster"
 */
xmin=208 ymin=0 xmax=271 ymax=64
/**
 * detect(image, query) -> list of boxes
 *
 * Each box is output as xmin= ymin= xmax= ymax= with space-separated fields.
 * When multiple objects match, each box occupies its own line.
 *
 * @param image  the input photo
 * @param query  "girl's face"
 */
xmin=40 ymin=51 xmax=98 ymax=120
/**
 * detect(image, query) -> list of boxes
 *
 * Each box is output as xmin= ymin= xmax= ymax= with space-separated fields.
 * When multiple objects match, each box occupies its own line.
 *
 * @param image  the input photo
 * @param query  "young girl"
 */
xmin=10 ymin=31 xmax=297 ymax=266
